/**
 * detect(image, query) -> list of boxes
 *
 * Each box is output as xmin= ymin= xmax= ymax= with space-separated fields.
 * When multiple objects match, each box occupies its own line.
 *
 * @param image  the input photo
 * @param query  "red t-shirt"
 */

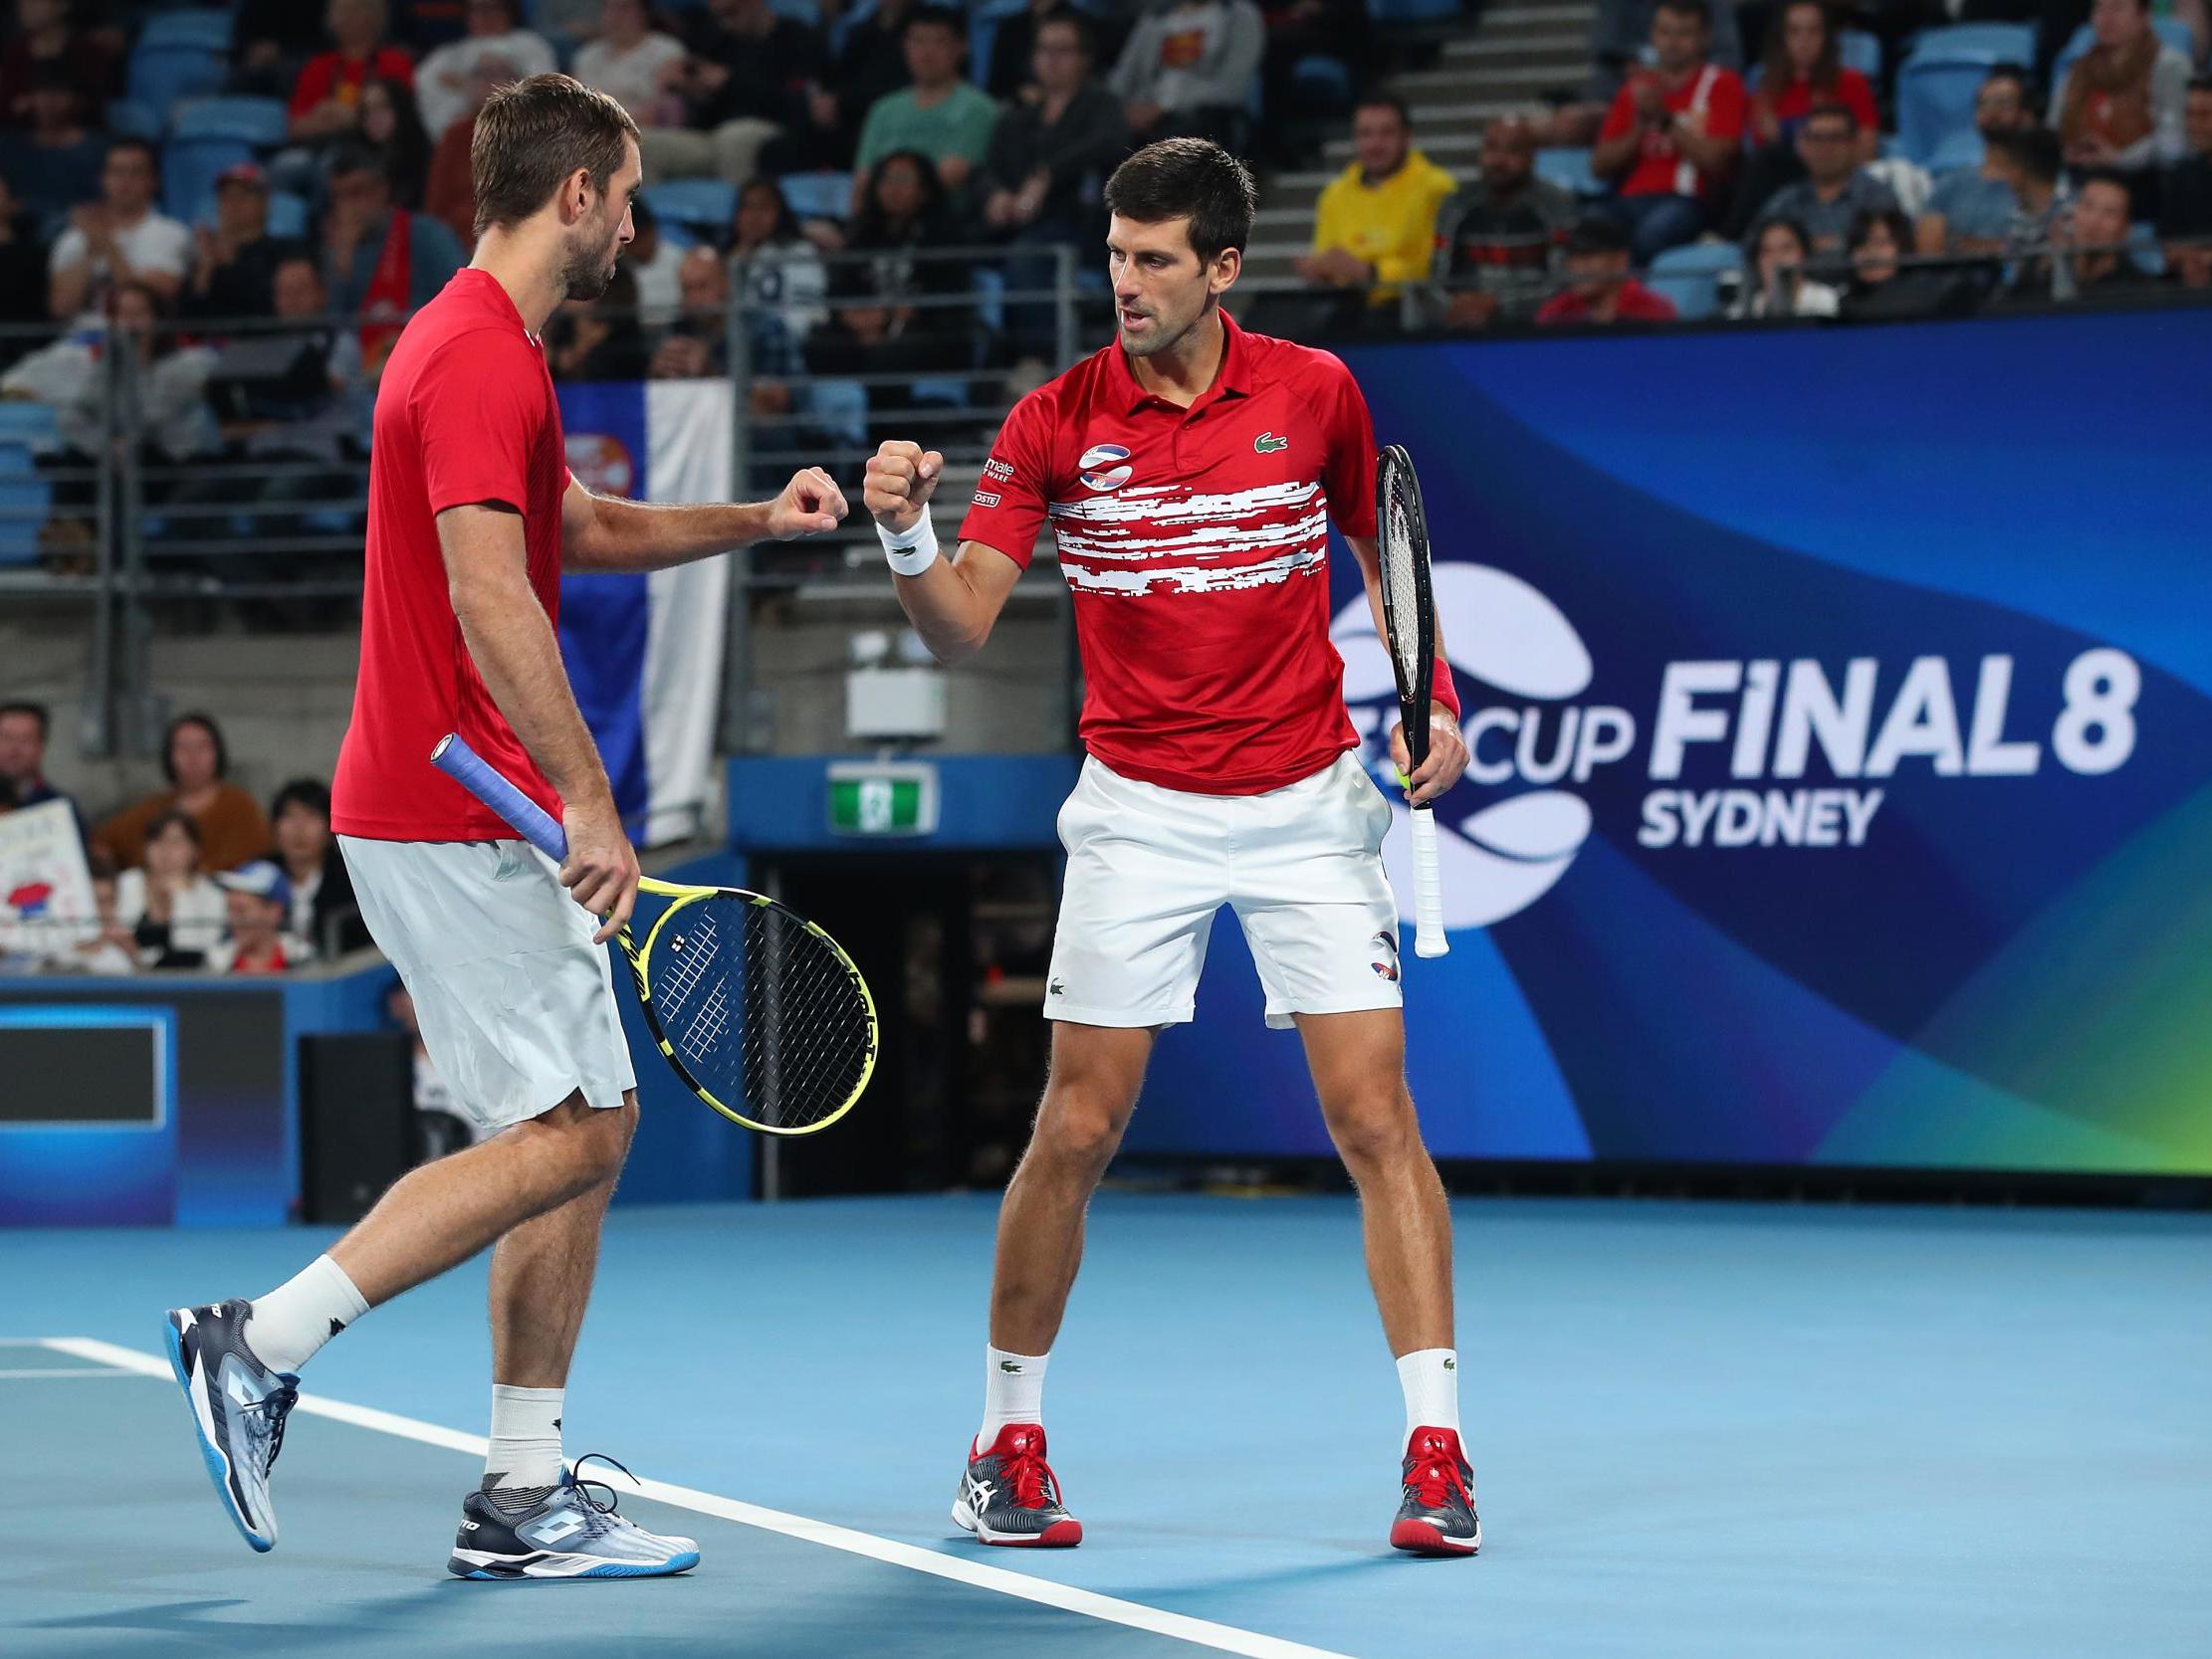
xmin=332 ymin=269 xmax=569 ymax=841
xmin=1601 ymin=63 xmax=1747 ymax=199
xmin=958 ymin=309 xmax=1376 ymax=795
xmin=289 ymin=46 xmax=416 ymax=119
xmin=1763 ymin=66 xmax=1878 ymax=134
xmin=1535 ymin=280 xmax=1679 ymax=324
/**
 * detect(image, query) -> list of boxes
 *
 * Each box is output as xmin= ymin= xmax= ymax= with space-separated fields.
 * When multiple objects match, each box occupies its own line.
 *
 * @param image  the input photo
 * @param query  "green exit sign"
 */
xmin=827 ymin=763 xmax=939 ymax=836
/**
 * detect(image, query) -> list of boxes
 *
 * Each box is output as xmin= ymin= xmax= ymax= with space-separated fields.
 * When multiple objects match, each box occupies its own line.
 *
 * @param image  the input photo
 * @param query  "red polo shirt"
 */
xmin=959 ymin=309 xmax=1377 ymax=795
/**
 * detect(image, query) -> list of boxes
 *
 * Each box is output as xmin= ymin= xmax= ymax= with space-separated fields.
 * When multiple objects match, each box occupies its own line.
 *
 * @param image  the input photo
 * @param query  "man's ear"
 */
xmin=1210 ymin=246 xmax=1242 ymax=297
xmin=560 ymin=167 xmax=594 ymax=224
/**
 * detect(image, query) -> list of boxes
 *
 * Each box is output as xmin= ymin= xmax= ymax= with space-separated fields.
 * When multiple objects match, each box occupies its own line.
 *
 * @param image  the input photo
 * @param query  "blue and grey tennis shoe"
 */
xmin=448 ymin=1455 xmax=701 ymax=1579
xmin=164 ymin=1301 xmax=299 ymax=1552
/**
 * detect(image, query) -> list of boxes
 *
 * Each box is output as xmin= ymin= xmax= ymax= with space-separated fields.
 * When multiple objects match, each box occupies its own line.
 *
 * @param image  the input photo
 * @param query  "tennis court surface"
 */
xmin=7 ymin=1192 xmax=2208 ymax=1659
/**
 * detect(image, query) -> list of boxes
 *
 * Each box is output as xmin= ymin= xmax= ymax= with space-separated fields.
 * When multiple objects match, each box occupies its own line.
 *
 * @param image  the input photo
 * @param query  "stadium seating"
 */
xmin=0 ymin=452 xmax=53 ymax=566
xmin=1748 ymin=28 xmax=1881 ymax=91
xmin=0 ymin=401 xmax=64 ymax=454
xmin=777 ymin=171 xmax=853 ymax=222
xmin=1924 ymin=128 xmax=1985 ymax=176
xmin=105 ymin=98 xmax=163 ymax=140
xmin=1367 ymin=0 xmax=1463 ymax=20
xmin=1895 ymin=29 xmax=2035 ymax=163
xmin=642 ymin=179 xmax=738 ymax=246
xmin=1536 ymin=146 xmax=1606 ymax=197
xmin=1903 ymin=22 xmax=2036 ymax=64
xmin=2049 ymin=18 xmax=2197 ymax=93
xmin=125 ymin=41 xmax=226 ymax=115
xmin=136 ymin=9 xmax=235 ymax=52
xmin=265 ymin=190 xmax=311 ymax=239
xmin=1647 ymin=242 xmax=1744 ymax=320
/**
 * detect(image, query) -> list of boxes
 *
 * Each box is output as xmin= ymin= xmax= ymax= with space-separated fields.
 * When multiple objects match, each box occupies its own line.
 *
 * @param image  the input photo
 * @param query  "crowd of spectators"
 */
xmin=0 ymin=703 xmax=369 ymax=975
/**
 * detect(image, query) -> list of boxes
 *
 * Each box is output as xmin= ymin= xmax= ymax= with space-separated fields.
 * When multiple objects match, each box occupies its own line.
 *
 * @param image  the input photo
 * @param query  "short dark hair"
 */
xmin=472 ymin=72 xmax=640 ymax=238
xmin=904 ymin=3 xmax=967 ymax=38
xmin=270 ymin=777 xmax=332 ymax=823
xmin=1985 ymin=62 xmax=2033 ymax=97
xmin=1357 ymin=92 xmax=1412 ymax=127
xmin=1803 ymin=100 xmax=1859 ymax=134
xmin=1656 ymin=0 xmax=1710 ymax=25
xmin=1755 ymin=215 xmax=1812 ymax=258
xmin=1986 ymin=123 xmax=2062 ymax=184
xmin=142 ymin=807 xmax=203 ymax=851
xmin=161 ymin=712 xmax=228 ymax=785
xmin=328 ymin=142 xmax=389 ymax=184
xmin=1845 ymin=205 xmax=1913 ymax=254
xmin=2074 ymin=166 xmax=2135 ymax=209
xmin=1104 ymin=138 xmax=1258 ymax=262
xmin=1034 ymin=5 xmax=1094 ymax=54
xmin=0 ymin=701 xmax=49 ymax=739
xmin=1565 ymin=214 xmax=1631 ymax=257
xmin=108 ymin=135 xmax=159 ymax=172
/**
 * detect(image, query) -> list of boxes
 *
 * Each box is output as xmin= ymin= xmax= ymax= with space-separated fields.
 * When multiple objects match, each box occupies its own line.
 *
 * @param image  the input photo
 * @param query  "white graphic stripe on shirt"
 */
xmin=1054 ymin=506 xmax=1331 ymax=564
xmin=1046 ymin=480 xmax=1321 ymax=524
xmin=1059 ymin=543 xmax=1329 ymax=596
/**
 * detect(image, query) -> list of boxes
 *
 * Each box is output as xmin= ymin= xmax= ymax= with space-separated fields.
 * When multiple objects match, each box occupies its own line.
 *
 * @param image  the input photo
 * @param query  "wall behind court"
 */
xmin=1126 ymin=306 xmax=2212 ymax=1177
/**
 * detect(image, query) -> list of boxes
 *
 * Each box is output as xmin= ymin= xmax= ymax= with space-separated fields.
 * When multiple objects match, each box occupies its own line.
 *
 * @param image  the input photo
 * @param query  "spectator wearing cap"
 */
xmin=0 ymin=700 xmax=80 ymax=822
xmin=112 ymin=810 xmax=227 ymax=968
xmin=1915 ymin=66 xmax=2041 ymax=257
xmin=47 ymin=136 xmax=190 ymax=321
xmin=413 ymin=0 xmax=554 ymax=139
xmin=1744 ymin=102 xmax=1896 ymax=262
xmin=2052 ymin=0 xmax=2190 ymax=178
xmin=291 ymin=0 xmax=417 ymax=147
xmin=0 ymin=65 xmax=105 ymax=227
xmin=96 ymin=713 xmax=271 ymax=874
xmin=1535 ymin=216 xmax=1680 ymax=324
xmin=1296 ymin=95 xmax=1456 ymax=312
xmin=1109 ymin=0 xmax=1266 ymax=150
xmin=852 ymin=7 xmax=1001 ymax=208
xmin=322 ymin=146 xmax=468 ymax=367
xmin=572 ymin=0 xmax=690 ymax=125
xmin=2157 ymin=77 xmax=2212 ymax=279
xmin=1433 ymin=115 xmax=1578 ymax=328
xmin=0 ymin=0 xmax=117 ymax=130
xmin=185 ymin=163 xmax=300 ymax=320
xmin=209 ymin=861 xmax=296 ymax=974
xmin=1592 ymin=0 xmax=1745 ymax=261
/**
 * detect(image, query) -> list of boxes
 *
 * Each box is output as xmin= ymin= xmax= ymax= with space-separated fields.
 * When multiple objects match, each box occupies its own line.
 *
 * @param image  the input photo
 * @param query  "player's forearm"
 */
xmin=893 ymin=555 xmax=994 ymax=663
xmin=564 ymin=494 xmax=778 ymax=572
xmin=452 ymin=578 xmax=611 ymax=808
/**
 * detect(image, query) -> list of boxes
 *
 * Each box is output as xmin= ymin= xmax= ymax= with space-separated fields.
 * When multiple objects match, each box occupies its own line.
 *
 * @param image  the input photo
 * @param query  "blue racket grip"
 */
xmin=429 ymin=733 xmax=568 ymax=863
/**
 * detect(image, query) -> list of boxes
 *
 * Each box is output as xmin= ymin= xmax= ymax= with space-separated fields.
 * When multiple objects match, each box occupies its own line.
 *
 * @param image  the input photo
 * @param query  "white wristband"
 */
xmin=877 ymin=513 xmax=940 ymax=577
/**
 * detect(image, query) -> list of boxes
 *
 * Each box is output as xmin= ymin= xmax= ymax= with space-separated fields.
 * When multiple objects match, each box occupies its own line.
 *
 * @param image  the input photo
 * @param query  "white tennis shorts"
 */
xmin=1047 ymin=752 xmax=1404 ymax=1030
xmin=339 ymin=836 xmax=636 ymax=1134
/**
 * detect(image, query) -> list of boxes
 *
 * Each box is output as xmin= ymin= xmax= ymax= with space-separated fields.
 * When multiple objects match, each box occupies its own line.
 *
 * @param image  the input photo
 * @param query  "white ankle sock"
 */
xmin=1396 ymin=1348 xmax=1460 ymax=1440
xmin=977 ymin=1345 xmax=1048 ymax=1451
xmin=245 ymin=1254 xmax=368 ymax=1375
xmin=483 ymin=1384 xmax=565 ymax=1505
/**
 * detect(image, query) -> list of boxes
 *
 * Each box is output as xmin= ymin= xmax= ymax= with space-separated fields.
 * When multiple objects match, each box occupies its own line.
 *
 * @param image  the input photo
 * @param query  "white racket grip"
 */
xmin=1410 ymin=805 xmax=1448 ymax=957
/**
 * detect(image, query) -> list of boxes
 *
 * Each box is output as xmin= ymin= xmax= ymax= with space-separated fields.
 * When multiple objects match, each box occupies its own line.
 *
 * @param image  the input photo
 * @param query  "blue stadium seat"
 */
xmin=778 ymin=171 xmax=853 ymax=221
xmin=769 ymin=0 xmax=821 ymax=22
xmin=1902 ymin=23 xmax=2036 ymax=66
xmin=163 ymin=134 xmax=255 ymax=221
xmin=1925 ymin=128 xmax=1985 ymax=175
xmin=1290 ymin=54 xmax=1355 ymax=114
xmin=831 ymin=0 xmax=878 ymax=56
xmin=0 ymin=402 xmax=62 ymax=452
xmin=2050 ymin=19 xmax=2196 ymax=94
xmin=126 ymin=43 xmax=227 ymax=114
xmin=642 ymin=178 xmax=738 ymax=243
xmin=973 ymin=265 xmax=1006 ymax=332
xmin=1535 ymin=146 xmax=1605 ymax=198
xmin=1896 ymin=60 xmax=1991 ymax=161
xmin=1839 ymin=28 xmax=1880 ymax=79
xmin=106 ymin=98 xmax=164 ymax=140
xmin=171 ymin=97 xmax=290 ymax=147
xmin=138 ymin=8 xmax=235 ymax=52
xmin=2130 ymin=221 xmax=2166 ymax=277
xmin=265 ymin=189 xmax=311 ymax=239
xmin=800 ymin=379 xmax=867 ymax=451
xmin=0 ymin=475 xmax=53 ymax=565
xmin=1367 ymin=0 xmax=1462 ymax=19
xmin=1647 ymin=242 xmax=1742 ymax=320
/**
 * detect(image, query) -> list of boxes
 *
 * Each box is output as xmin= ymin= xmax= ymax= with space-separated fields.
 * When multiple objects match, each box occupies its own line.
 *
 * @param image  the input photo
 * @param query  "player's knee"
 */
xmin=1033 ymin=1095 xmax=1130 ymax=1173
xmin=1322 ymin=1089 xmax=1420 ymax=1169
xmin=531 ymin=1095 xmax=635 ymax=1187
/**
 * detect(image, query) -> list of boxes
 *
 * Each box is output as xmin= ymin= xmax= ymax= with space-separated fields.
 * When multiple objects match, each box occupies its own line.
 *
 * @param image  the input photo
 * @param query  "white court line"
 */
xmin=43 ymin=1338 xmax=1356 ymax=1659
xmin=0 ymin=1366 xmax=143 ymax=1379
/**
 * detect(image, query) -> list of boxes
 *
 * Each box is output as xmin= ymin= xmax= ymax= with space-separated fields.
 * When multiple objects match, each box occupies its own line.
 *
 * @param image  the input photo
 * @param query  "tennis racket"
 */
xmin=430 ymin=733 xmax=876 ymax=1135
xmin=1377 ymin=443 xmax=1448 ymax=959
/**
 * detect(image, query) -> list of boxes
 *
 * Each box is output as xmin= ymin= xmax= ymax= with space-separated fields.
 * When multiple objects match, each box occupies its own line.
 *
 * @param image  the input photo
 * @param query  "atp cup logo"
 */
xmin=1333 ymin=565 xmax=1598 ymax=929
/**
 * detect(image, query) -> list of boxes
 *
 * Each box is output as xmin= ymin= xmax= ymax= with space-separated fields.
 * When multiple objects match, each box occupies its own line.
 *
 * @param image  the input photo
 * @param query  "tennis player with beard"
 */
xmin=863 ymin=139 xmax=1479 ymax=1556
xmin=163 ymin=75 xmax=847 ymax=1578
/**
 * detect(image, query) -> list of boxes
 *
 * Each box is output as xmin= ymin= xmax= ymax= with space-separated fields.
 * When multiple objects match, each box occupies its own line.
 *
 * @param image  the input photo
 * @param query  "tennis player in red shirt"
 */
xmin=864 ymin=139 xmax=1480 ymax=1556
xmin=164 ymin=74 xmax=847 ymax=1578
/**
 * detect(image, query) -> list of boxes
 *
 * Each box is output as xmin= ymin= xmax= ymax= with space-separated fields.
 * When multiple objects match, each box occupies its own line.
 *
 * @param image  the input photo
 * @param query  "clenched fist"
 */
xmin=863 ymin=441 xmax=944 ymax=537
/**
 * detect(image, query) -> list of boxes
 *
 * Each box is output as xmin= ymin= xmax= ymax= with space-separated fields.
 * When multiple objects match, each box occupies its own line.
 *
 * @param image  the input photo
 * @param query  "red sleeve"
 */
xmin=1319 ymin=353 xmax=1377 ymax=539
xmin=378 ymin=47 xmax=417 ymax=89
xmin=1598 ymin=85 xmax=1636 ymax=142
xmin=1838 ymin=69 xmax=1878 ymax=131
xmin=957 ymin=388 xmax=1056 ymax=569
xmin=412 ymin=328 xmax=551 ymax=517
xmin=1705 ymin=70 xmax=1746 ymax=143
xmin=289 ymin=54 xmax=334 ymax=118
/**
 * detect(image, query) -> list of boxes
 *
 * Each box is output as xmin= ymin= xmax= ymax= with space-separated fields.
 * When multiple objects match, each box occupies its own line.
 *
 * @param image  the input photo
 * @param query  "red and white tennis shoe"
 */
xmin=1391 ymin=1426 xmax=1481 ymax=1555
xmin=953 ymin=1423 xmax=1082 ymax=1547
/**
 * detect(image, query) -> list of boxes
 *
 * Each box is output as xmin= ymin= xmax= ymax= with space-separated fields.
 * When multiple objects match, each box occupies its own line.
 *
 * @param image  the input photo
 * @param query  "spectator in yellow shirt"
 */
xmin=1295 ymin=95 xmax=1456 ymax=309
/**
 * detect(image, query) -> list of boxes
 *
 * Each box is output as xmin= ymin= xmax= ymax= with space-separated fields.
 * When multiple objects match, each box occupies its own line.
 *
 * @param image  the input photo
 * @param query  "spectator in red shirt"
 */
xmin=290 ymin=0 xmax=418 ymax=146
xmin=0 ymin=0 xmax=116 ymax=130
xmin=1593 ymin=0 xmax=1745 ymax=261
xmin=1536 ymin=214 xmax=1680 ymax=323
xmin=1726 ymin=0 xmax=1879 ymax=237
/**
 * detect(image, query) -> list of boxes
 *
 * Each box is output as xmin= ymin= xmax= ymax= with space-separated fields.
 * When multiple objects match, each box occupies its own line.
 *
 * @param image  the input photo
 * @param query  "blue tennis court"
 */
xmin=6 ymin=1192 xmax=2207 ymax=1659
